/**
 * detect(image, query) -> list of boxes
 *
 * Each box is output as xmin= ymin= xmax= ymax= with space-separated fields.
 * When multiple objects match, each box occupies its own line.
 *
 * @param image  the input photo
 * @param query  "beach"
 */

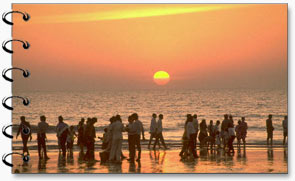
xmin=12 ymin=146 xmax=287 ymax=174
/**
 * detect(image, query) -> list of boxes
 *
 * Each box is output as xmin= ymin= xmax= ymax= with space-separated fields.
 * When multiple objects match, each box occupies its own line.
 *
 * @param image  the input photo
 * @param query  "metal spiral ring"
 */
xmin=2 ymin=39 xmax=30 ymax=54
xmin=2 ymin=96 xmax=30 ymax=111
xmin=2 ymin=124 xmax=30 ymax=139
xmin=2 ymin=11 xmax=30 ymax=25
xmin=2 ymin=68 xmax=30 ymax=82
xmin=2 ymin=153 xmax=30 ymax=167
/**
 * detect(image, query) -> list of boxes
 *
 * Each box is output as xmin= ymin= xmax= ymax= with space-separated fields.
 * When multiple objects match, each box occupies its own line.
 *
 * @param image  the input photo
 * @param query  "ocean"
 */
xmin=12 ymin=89 xmax=287 ymax=150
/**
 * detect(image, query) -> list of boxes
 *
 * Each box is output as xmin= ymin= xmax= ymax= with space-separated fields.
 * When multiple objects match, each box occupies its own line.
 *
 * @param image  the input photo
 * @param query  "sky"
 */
xmin=12 ymin=4 xmax=287 ymax=91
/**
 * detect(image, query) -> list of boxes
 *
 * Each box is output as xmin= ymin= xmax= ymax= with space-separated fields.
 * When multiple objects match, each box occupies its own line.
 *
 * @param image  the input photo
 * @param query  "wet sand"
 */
xmin=12 ymin=147 xmax=287 ymax=174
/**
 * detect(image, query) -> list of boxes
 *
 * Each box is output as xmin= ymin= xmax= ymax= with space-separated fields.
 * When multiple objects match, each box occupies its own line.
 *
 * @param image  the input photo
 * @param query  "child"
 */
xmin=98 ymin=128 xmax=108 ymax=150
xmin=67 ymin=126 xmax=77 ymax=153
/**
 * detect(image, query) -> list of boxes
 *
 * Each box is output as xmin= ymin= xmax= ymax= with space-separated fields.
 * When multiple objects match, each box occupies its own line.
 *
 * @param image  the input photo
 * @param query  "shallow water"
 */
xmin=12 ymin=147 xmax=288 ymax=173
xmin=12 ymin=89 xmax=287 ymax=148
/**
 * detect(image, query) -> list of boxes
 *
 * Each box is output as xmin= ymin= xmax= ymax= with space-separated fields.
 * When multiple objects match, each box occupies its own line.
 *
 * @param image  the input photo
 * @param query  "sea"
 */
xmin=12 ymin=89 xmax=287 ymax=150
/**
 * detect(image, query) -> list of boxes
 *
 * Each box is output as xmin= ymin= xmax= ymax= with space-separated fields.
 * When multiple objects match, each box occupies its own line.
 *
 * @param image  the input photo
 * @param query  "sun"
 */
xmin=153 ymin=71 xmax=170 ymax=85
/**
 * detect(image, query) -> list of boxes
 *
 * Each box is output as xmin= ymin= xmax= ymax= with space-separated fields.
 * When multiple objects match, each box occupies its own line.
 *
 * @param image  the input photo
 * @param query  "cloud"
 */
xmin=32 ymin=4 xmax=243 ymax=24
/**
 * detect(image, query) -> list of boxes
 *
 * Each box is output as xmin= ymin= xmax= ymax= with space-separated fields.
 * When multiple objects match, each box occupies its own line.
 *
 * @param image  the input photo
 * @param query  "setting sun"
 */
xmin=153 ymin=71 xmax=170 ymax=85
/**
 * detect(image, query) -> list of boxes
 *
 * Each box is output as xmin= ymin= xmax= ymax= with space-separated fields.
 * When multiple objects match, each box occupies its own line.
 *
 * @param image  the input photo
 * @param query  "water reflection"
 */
xmin=38 ymin=159 xmax=48 ymax=172
xmin=149 ymin=150 xmax=166 ymax=173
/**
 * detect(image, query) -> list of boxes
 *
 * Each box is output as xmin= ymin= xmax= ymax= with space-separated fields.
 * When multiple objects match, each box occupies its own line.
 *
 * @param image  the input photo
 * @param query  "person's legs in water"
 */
xmin=153 ymin=133 xmax=160 ymax=149
xmin=37 ymin=135 xmax=42 ymax=159
xmin=189 ymin=134 xmax=198 ymax=158
xmin=22 ymin=136 xmax=29 ymax=155
xmin=148 ymin=133 xmax=155 ymax=149
xmin=41 ymin=135 xmax=49 ymax=159
xmin=128 ymin=135 xmax=135 ymax=162
xmin=60 ymin=133 xmax=67 ymax=158
xmin=135 ymin=134 xmax=141 ymax=161
xmin=159 ymin=133 xmax=167 ymax=149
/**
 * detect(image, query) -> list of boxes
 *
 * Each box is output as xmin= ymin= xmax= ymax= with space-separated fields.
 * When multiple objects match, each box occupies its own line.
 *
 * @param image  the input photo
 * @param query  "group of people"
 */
xmin=179 ymin=114 xmax=249 ymax=160
xmin=15 ymin=113 xmax=288 ymax=163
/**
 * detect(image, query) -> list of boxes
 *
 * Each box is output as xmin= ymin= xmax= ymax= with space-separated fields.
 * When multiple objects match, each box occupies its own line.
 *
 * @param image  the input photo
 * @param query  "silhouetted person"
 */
xmin=179 ymin=117 xmax=189 ymax=158
xmin=148 ymin=114 xmax=157 ymax=149
xmin=37 ymin=115 xmax=49 ymax=159
xmin=16 ymin=116 xmax=32 ymax=155
xmin=186 ymin=115 xmax=198 ymax=159
xmin=77 ymin=118 xmax=85 ymax=154
xmin=109 ymin=115 xmax=124 ymax=163
xmin=67 ymin=125 xmax=77 ymax=157
xmin=198 ymin=119 xmax=208 ymax=147
xmin=282 ymin=115 xmax=288 ymax=145
xmin=56 ymin=116 xmax=69 ymax=158
xmin=192 ymin=114 xmax=199 ymax=149
xmin=266 ymin=114 xmax=274 ymax=145
xmin=84 ymin=118 xmax=97 ymax=161
xmin=228 ymin=121 xmax=236 ymax=154
xmin=208 ymin=120 xmax=215 ymax=137
xmin=214 ymin=120 xmax=221 ymax=148
xmin=235 ymin=120 xmax=242 ymax=149
xmin=126 ymin=115 xmax=136 ymax=162
xmin=133 ymin=113 xmax=145 ymax=161
xmin=240 ymin=117 xmax=248 ymax=148
xmin=153 ymin=114 xmax=168 ymax=150
xmin=221 ymin=114 xmax=230 ymax=149
xmin=98 ymin=127 xmax=108 ymax=150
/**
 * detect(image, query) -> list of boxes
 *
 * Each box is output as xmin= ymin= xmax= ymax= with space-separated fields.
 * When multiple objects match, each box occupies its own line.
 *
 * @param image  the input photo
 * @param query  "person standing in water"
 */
xmin=77 ymin=118 xmax=85 ymax=154
xmin=84 ymin=118 xmax=97 ymax=161
xmin=266 ymin=114 xmax=274 ymax=146
xmin=109 ymin=115 xmax=124 ymax=163
xmin=282 ymin=115 xmax=288 ymax=145
xmin=192 ymin=114 xmax=199 ymax=149
xmin=133 ymin=113 xmax=145 ymax=162
xmin=186 ymin=115 xmax=198 ymax=159
xmin=56 ymin=116 xmax=69 ymax=158
xmin=126 ymin=115 xmax=136 ymax=162
xmin=240 ymin=117 xmax=248 ymax=148
xmin=148 ymin=113 xmax=157 ymax=149
xmin=16 ymin=116 xmax=32 ymax=155
xmin=153 ymin=114 xmax=168 ymax=150
xmin=37 ymin=115 xmax=50 ymax=159
xmin=221 ymin=114 xmax=230 ymax=149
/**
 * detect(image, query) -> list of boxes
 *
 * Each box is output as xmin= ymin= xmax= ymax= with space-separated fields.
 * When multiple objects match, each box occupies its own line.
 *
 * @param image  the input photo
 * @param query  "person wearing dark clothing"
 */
xmin=266 ymin=114 xmax=274 ymax=145
xmin=77 ymin=118 xmax=85 ymax=153
xmin=221 ymin=114 xmax=230 ymax=149
xmin=84 ymin=118 xmax=97 ymax=161
xmin=153 ymin=114 xmax=168 ymax=150
xmin=16 ymin=116 xmax=32 ymax=155
xmin=126 ymin=115 xmax=136 ymax=162
xmin=227 ymin=121 xmax=236 ymax=154
xmin=198 ymin=119 xmax=208 ymax=146
xmin=37 ymin=115 xmax=49 ymax=159
xmin=186 ymin=115 xmax=198 ymax=159
xmin=56 ymin=116 xmax=69 ymax=158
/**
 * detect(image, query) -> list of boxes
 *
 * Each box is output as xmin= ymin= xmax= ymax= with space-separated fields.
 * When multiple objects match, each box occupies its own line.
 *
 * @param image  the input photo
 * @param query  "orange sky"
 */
xmin=12 ymin=4 xmax=287 ymax=91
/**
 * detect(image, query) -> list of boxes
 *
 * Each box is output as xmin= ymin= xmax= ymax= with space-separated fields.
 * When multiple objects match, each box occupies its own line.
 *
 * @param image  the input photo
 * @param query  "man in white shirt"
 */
xmin=37 ymin=115 xmax=49 ymax=159
xmin=133 ymin=113 xmax=145 ymax=161
xmin=148 ymin=113 xmax=157 ymax=149
xmin=126 ymin=115 xmax=136 ymax=162
xmin=56 ymin=116 xmax=69 ymax=158
xmin=192 ymin=114 xmax=199 ymax=149
xmin=186 ymin=115 xmax=198 ymax=159
xmin=153 ymin=114 xmax=167 ymax=150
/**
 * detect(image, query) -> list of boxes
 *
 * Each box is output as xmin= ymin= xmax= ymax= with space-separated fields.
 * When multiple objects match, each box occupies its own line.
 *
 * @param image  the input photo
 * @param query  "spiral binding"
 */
xmin=2 ymin=11 xmax=31 ymax=168
xmin=2 ymin=67 xmax=30 ymax=82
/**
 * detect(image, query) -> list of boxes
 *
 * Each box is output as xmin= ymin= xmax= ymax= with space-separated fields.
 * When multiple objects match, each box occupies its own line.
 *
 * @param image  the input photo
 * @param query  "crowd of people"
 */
xmin=15 ymin=113 xmax=288 ymax=163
